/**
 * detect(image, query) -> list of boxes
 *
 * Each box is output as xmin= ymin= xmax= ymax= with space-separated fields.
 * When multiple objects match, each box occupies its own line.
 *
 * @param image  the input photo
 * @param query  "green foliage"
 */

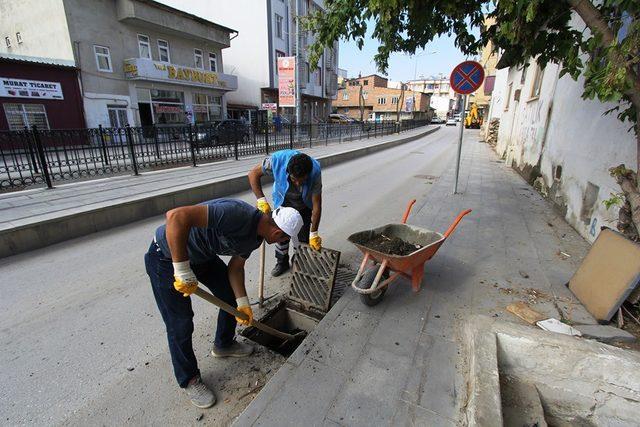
xmin=603 ymin=192 xmax=625 ymax=209
xmin=306 ymin=0 xmax=640 ymax=134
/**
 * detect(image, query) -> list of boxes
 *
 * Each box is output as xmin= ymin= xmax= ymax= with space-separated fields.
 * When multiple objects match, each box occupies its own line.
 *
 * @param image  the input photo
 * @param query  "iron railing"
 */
xmin=0 ymin=120 xmax=430 ymax=191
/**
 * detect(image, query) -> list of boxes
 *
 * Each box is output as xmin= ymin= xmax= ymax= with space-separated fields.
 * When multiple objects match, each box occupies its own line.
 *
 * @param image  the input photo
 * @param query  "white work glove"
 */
xmin=173 ymin=261 xmax=198 ymax=297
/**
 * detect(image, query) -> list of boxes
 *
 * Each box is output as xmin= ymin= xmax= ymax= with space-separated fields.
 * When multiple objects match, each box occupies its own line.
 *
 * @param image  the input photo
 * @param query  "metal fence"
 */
xmin=0 ymin=120 xmax=430 ymax=191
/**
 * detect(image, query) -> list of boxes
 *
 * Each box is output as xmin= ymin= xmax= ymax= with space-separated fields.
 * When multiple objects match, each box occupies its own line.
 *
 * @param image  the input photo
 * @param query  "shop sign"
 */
xmin=1 ymin=77 xmax=63 ymax=100
xmin=154 ymin=104 xmax=183 ymax=114
xmin=124 ymin=58 xmax=238 ymax=91
xmin=261 ymin=103 xmax=277 ymax=112
xmin=277 ymin=57 xmax=296 ymax=107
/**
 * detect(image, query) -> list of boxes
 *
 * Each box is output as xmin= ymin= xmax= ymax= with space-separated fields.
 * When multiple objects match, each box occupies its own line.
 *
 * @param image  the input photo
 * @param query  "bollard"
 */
xmin=31 ymin=126 xmax=53 ymax=188
xmin=125 ymin=124 xmax=139 ymax=176
xmin=188 ymin=125 xmax=197 ymax=167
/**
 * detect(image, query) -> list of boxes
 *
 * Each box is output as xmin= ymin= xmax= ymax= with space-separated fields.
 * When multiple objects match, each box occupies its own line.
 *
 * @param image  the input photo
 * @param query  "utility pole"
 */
xmin=295 ymin=0 xmax=301 ymax=125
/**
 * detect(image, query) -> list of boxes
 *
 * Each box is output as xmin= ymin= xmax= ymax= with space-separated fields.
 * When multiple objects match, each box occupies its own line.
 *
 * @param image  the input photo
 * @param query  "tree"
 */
xmin=305 ymin=0 xmax=640 ymax=239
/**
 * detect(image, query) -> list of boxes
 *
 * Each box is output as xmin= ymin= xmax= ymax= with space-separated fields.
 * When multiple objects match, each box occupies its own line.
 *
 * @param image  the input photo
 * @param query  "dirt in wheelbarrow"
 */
xmin=352 ymin=233 xmax=422 ymax=256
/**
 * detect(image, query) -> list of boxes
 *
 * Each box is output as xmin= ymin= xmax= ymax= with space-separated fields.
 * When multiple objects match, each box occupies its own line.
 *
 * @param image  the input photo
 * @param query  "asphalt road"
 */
xmin=0 ymin=125 xmax=461 ymax=426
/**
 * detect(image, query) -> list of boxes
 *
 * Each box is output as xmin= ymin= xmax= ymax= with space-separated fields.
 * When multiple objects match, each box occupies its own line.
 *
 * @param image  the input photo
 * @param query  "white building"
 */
xmin=203 ymin=0 xmax=339 ymax=122
xmin=1 ymin=0 xmax=239 ymax=128
xmin=486 ymin=49 xmax=637 ymax=242
xmin=406 ymin=77 xmax=457 ymax=118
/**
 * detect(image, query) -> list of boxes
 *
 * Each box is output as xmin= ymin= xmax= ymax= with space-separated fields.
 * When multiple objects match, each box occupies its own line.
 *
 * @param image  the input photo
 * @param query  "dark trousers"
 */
xmin=274 ymin=207 xmax=311 ymax=263
xmin=144 ymin=242 xmax=237 ymax=388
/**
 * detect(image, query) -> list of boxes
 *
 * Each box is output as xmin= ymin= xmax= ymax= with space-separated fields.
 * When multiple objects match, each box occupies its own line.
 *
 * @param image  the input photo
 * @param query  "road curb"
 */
xmin=0 ymin=126 xmax=439 ymax=258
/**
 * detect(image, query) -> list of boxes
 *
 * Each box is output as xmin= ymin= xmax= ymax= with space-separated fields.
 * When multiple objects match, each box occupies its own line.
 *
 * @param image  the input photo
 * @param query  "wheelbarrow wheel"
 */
xmin=356 ymin=266 xmax=389 ymax=306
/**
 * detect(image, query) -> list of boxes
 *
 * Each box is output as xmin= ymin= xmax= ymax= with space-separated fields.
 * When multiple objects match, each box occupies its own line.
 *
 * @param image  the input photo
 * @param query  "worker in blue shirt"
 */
xmin=144 ymin=198 xmax=303 ymax=408
xmin=248 ymin=149 xmax=323 ymax=276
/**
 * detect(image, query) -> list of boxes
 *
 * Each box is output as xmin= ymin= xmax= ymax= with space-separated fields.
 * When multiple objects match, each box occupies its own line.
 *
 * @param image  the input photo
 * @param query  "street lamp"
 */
xmin=410 ymin=50 xmax=438 ymax=81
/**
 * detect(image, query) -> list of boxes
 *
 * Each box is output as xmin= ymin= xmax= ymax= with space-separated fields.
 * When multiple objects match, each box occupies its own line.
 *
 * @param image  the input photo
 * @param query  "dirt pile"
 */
xmin=352 ymin=233 xmax=421 ymax=256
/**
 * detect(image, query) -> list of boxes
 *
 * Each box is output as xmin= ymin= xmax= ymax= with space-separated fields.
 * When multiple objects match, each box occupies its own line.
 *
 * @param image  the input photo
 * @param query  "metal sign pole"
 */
xmin=453 ymin=94 xmax=466 ymax=194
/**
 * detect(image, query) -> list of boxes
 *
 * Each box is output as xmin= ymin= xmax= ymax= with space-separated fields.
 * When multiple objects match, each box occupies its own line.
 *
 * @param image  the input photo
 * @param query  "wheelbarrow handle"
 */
xmin=443 ymin=209 xmax=473 ymax=238
xmin=402 ymin=199 xmax=417 ymax=224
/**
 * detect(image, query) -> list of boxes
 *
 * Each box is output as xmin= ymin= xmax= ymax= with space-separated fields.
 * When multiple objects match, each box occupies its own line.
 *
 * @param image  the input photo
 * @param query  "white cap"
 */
xmin=272 ymin=207 xmax=303 ymax=248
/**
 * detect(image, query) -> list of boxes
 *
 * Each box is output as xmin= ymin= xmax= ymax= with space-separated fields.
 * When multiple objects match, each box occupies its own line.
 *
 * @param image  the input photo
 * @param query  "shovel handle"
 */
xmin=258 ymin=242 xmax=266 ymax=308
xmin=193 ymin=286 xmax=296 ymax=341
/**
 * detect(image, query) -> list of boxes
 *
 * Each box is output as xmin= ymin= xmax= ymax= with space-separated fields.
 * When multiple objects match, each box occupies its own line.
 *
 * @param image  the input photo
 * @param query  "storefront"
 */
xmin=124 ymin=58 xmax=237 ymax=126
xmin=0 ymin=54 xmax=85 ymax=131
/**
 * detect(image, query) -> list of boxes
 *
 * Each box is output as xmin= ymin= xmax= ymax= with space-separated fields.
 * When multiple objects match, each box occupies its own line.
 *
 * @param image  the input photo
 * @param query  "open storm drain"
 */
xmin=241 ymin=245 xmax=343 ymax=356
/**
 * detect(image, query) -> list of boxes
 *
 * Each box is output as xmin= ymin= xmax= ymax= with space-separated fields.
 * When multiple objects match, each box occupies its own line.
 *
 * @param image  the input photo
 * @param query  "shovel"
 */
xmin=193 ymin=285 xmax=304 ymax=343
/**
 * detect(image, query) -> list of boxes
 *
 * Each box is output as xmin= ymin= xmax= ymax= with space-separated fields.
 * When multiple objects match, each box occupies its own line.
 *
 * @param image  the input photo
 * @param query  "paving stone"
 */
xmin=574 ymin=324 xmax=636 ymax=343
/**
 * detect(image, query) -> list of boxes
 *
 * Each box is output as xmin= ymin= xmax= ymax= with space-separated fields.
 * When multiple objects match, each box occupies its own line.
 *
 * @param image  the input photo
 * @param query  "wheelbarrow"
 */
xmin=348 ymin=199 xmax=472 ymax=306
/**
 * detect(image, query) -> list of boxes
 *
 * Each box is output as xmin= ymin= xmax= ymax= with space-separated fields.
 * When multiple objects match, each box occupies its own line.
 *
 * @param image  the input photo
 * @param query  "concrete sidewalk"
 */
xmin=234 ymin=133 xmax=599 ymax=426
xmin=0 ymin=125 xmax=437 ymax=257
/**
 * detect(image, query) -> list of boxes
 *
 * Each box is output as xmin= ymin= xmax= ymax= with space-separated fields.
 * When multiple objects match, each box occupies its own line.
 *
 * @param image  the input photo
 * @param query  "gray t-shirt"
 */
xmin=262 ymin=156 xmax=322 ymax=211
xmin=154 ymin=199 xmax=263 ymax=264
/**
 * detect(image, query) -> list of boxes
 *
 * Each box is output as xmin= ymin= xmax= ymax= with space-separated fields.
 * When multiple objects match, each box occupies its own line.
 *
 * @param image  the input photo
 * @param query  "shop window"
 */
xmin=194 ymin=49 xmax=204 ymax=69
xmin=151 ymin=89 xmax=185 ymax=124
xmin=107 ymin=106 xmax=128 ymax=128
xmin=193 ymin=93 xmax=222 ymax=123
xmin=158 ymin=39 xmax=170 ymax=63
xmin=138 ymin=34 xmax=151 ymax=59
xmin=208 ymin=52 xmax=217 ymax=72
xmin=93 ymin=45 xmax=112 ymax=72
xmin=275 ymin=14 xmax=284 ymax=39
xmin=3 ymin=103 xmax=50 ymax=131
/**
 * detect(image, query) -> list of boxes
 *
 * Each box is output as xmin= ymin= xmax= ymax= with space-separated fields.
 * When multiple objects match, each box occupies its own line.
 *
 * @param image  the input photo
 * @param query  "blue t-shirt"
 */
xmin=154 ymin=199 xmax=263 ymax=264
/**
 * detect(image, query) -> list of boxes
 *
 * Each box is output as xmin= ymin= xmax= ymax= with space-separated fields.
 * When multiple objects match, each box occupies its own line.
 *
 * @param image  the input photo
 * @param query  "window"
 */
xmin=193 ymin=93 xmax=222 ymax=122
xmin=363 ymin=79 xmax=369 ymax=86
xmin=208 ymin=52 xmax=217 ymax=72
xmin=520 ymin=64 xmax=529 ymax=85
xmin=138 ymin=34 xmax=151 ymax=59
xmin=275 ymin=50 xmax=285 ymax=74
xmin=342 ymin=91 xmax=349 ymax=100
xmin=108 ymin=106 xmax=128 ymax=128
xmin=3 ymin=103 xmax=49 ymax=130
xmin=531 ymin=65 xmax=544 ymax=99
xmin=5 ymin=36 xmax=11 ymax=48
xmin=151 ymin=89 xmax=185 ymax=124
xmin=305 ymin=62 xmax=310 ymax=83
xmin=194 ymin=49 xmax=204 ymax=69
xmin=93 ymin=45 xmax=112 ymax=72
xmin=391 ymin=96 xmax=399 ymax=104
xmin=275 ymin=14 xmax=284 ymax=39
xmin=16 ymin=32 xmax=22 ymax=44
xmin=157 ymin=39 xmax=170 ymax=63
xmin=504 ymin=83 xmax=513 ymax=111
xmin=377 ymin=97 xmax=386 ymax=105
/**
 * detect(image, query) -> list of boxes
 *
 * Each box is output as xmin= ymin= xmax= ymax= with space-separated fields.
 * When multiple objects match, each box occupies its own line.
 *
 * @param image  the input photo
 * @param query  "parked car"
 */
xmin=454 ymin=113 xmax=462 ymax=122
xmin=446 ymin=118 xmax=457 ymax=126
xmin=196 ymin=119 xmax=251 ymax=146
xmin=329 ymin=113 xmax=355 ymax=124
xmin=431 ymin=116 xmax=445 ymax=124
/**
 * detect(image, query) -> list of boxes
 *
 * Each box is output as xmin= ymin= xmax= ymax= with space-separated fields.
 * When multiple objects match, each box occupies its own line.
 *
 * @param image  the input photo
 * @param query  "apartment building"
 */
xmin=334 ymin=74 xmax=432 ymax=121
xmin=1 ymin=0 xmax=238 ymax=127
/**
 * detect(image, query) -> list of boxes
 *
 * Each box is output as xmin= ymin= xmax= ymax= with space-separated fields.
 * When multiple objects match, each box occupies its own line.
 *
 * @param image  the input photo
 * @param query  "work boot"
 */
xmin=185 ymin=375 xmax=216 ymax=408
xmin=211 ymin=340 xmax=254 ymax=358
xmin=271 ymin=258 xmax=290 ymax=277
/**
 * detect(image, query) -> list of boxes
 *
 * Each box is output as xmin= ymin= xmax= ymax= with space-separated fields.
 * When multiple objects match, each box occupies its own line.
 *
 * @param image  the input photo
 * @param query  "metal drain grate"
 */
xmin=331 ymin=267 xmax=356 ymax=307
xmin=289 ymin=244 xmax=340 ymax=313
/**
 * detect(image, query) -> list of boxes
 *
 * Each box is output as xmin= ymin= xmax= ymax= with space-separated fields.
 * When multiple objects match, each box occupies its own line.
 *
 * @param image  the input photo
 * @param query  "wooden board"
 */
xmin=507 ymin=301 xmax=545 ymax=324
xmin=568 ymin=229 xmax=640 ymax=322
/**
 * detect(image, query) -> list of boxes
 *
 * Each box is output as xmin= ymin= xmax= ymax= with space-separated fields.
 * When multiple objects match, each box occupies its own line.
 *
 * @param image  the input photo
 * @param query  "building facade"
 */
xmin=1 ymin=0 xmax=238 ymax=128
xmin=404 ymin=77 xmax=456 ymax=119
xmin=334 ymin=74 xmax=432 ymax=121
xmin=485 ymin=18 xmax=637 ymax=242
xmin=203 ymin=0 xmax=339 ymax=123
xmin=0 ymin=54 xmax=85 ymax=131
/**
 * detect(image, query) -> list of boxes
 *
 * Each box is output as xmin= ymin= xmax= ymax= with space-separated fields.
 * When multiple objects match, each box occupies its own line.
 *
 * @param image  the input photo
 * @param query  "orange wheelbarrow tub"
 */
xmin=347 ymin=199 xmax=472 ymax=306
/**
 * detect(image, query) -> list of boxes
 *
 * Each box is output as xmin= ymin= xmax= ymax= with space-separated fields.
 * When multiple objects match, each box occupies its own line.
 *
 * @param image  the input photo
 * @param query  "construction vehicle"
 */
xmin=464 ymin=103 xmax=483 ymax=129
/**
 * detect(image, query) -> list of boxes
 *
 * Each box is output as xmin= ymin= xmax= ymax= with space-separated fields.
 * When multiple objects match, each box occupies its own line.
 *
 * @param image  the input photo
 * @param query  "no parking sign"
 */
xmin=450 ymin=61 xmax=485 ymax=95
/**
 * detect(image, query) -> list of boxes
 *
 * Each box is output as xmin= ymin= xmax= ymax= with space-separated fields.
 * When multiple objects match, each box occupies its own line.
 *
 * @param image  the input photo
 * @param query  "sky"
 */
xmin=339 ymin=27 xmax=471 ymax=82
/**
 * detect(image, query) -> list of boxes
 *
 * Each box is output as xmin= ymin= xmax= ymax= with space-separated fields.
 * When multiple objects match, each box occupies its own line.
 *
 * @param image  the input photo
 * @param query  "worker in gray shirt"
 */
xmin=248 ymin=149 xmax=323 ymax=276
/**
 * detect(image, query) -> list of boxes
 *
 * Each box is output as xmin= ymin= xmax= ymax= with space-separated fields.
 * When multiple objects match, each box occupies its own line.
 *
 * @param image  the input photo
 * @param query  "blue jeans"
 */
xmin=144 ymin=241 xmax=237 ymax=388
